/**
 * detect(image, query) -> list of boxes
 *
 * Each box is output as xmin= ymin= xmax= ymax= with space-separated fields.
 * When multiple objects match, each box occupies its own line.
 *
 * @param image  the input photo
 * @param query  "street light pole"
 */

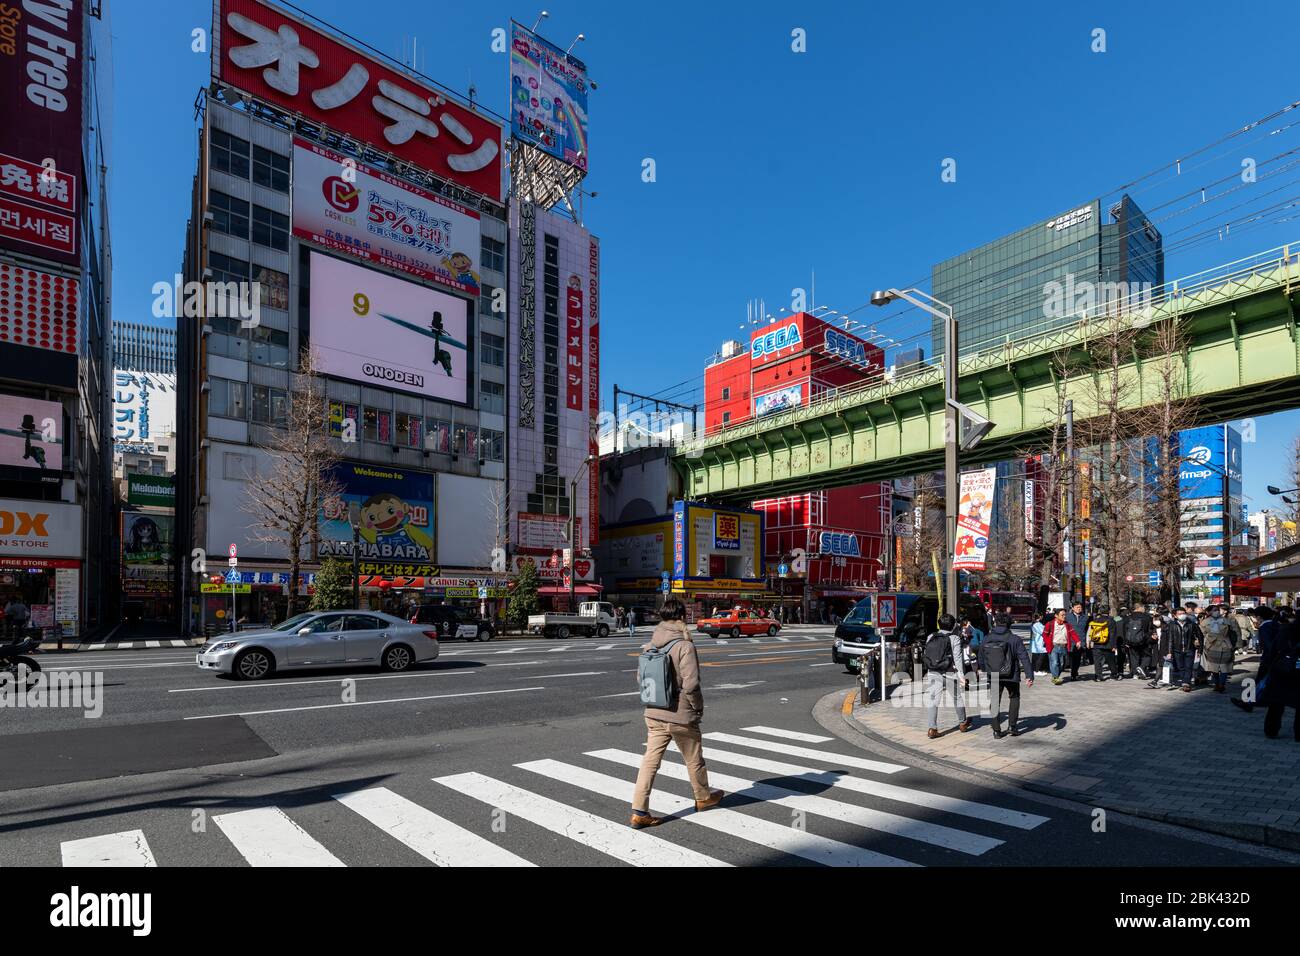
xmin=871 ymin=288 xmax=959 ymax=620
xmin=347 ymin=502 xmax=361 ymax=610
xmin=568 ymin=454 xmax=596 ymax=609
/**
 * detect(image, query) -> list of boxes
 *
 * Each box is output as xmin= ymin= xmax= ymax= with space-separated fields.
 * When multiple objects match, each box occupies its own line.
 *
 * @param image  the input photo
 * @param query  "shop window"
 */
xmin=252 ymin=205 xmax=289 ymax=251
xmin=396 ymin=412 xmax=423 ymax=448
xmin=363 ymin=407 xmax=392 ymax=443
xmin=425 ymin=418 xmax=451 ymax=453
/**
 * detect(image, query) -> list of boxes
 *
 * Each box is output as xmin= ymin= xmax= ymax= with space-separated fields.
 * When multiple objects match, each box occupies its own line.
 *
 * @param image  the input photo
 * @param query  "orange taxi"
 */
xmin=695 ymin=608 xmax=781 ymax=638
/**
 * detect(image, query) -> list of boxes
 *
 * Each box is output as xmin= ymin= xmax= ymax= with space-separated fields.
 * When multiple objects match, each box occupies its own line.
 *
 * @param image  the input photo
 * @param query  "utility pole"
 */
xmin=1064 ymin=399 xmax=1075 ymax=603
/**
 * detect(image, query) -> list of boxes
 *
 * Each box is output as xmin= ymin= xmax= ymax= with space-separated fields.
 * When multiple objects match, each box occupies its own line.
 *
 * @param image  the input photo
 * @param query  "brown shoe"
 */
xmin=694 ymin=790 xmax=725 ymax=812
xmin=927 ymin=728 xmax=940 ymax=739
xmin=958 ymin=719 xmax=973 ymax=733
xmin=630 ymin=812 xmax=663 ymax=829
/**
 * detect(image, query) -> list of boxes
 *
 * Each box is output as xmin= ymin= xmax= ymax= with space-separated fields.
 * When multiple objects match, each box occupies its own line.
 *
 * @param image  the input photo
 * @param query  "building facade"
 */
xmin=1176 ymin=424 xmax=1244 ymax=601
xmin=0 ymin=1 xmax=114 ymax=640
xmin=931 ymin=194 xmax=1164 ymax=355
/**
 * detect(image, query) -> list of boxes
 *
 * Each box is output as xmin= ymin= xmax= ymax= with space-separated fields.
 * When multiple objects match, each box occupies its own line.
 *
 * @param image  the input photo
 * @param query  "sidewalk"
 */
xmin=842 ymin=655 xmax=1300 ymax=850
xmin=37 ymin=637 xmax=202 ymax=652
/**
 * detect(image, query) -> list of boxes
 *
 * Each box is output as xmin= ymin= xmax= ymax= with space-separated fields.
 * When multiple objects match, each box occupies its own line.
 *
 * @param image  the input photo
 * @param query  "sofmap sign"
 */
xmin=0 ymin=498 xmax=81 ymax=557
xmin=0 ymin=0 xmax=83 ymax=267
xmin=751 ymin=322 xmax=802 ymax=360
xmin=1178 ymin=424 xmax=1242 ymax=498
xmin=214 ymin=0 xmax=502 ymax=200
xmin=509 ymin=21 xmax=589 ymax=172
xmin=292 ymin=139 xmax=482 ymax=295
xmin=308 ymin=251 xmax=471 ymax=404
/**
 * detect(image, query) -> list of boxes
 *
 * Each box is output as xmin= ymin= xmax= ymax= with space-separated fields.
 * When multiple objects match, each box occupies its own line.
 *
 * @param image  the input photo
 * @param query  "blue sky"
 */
xmin=107 ymin=0 xmax=1300 ymax=511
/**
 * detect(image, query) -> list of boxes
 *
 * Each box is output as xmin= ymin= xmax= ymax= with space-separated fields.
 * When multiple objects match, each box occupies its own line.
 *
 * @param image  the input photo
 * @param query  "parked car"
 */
xmin=195 ymin=611 xmax=439 ymax=680
xmin=832 ymin=592 xmax=990 ymax=673
xmin=696 ymin=608 xmax=781 ymax=638
xmin=410 ymin=604 xmax=495 ymax=641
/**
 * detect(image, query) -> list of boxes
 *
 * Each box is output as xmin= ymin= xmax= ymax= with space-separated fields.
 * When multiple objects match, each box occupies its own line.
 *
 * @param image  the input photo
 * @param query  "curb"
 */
xmin=37 ymin=638 xmax=205 ymax=653
xmin=814 ymin=689 xmax=1300 ymax=854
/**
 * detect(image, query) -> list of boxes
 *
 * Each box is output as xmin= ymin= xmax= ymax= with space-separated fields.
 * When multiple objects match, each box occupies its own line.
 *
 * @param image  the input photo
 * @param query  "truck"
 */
xmin=528 ymin=601 xmax=617 ymax=639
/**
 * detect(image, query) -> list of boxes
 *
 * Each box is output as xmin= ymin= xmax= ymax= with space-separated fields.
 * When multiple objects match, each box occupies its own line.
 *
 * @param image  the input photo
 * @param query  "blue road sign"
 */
xmin=778 ymin=563 xmax=789 ymax=576
xmin=225 ymin=569 xmax=241 ymax=584
xmin=1148 ymin=571 xmax=1162 ymax=587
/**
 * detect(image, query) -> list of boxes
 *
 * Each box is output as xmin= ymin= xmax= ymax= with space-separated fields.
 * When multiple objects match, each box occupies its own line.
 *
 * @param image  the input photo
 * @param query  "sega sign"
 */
xmin=824 ymin=329 xmax=868 ymax=366
xmin=818 ymin=531 xmax=861 ymax=557
xmin=751 ymin=322 xmax=802 ymax=360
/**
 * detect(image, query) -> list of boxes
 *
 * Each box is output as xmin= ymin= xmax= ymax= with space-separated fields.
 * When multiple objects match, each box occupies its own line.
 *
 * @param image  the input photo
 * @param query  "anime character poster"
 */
xmin=953 ymin=467 xmax=996 ymax=571
xmin=122 ymin=513 xmax=174 ymax=567
xmin=319 ymin=462 xmax=436 ymax=575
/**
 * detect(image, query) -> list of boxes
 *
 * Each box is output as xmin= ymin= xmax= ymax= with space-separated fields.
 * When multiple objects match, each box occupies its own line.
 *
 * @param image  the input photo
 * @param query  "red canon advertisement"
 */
xmin=214 ymin=0 xmax=503 ymax=201
xmin=0 ymin=0 xmax=83 ymax=267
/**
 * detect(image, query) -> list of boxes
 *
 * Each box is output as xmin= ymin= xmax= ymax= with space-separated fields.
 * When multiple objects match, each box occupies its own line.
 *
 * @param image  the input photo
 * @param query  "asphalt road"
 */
xmin=2 ymin=626 xmax=1296 ymax=868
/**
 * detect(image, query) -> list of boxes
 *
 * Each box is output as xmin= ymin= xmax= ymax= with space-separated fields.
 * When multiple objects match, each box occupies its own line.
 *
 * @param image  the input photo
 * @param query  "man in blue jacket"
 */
xmin=1066 ymin=600 xmax=1090 ymax=681
xmin=978 ymin=612 xmax=1034 ymax=738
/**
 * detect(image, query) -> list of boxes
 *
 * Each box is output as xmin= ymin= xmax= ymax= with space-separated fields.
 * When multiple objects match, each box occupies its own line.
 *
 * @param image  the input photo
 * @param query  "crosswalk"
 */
xmin=42 ymin=725 xmax=1049 ymax=867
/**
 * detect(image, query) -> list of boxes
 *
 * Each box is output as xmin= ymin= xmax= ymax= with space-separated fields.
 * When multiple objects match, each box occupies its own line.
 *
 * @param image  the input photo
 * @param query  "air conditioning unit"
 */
xmin=719 ymin=339 xmax=744 ymax=359
xmin=203 ymin=210 xmax=214 ymax=223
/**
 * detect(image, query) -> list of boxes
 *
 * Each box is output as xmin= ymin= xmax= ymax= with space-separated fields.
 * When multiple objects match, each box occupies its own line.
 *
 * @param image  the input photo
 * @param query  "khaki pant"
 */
xmin=632 ymin=717 xmax=711 ymax=811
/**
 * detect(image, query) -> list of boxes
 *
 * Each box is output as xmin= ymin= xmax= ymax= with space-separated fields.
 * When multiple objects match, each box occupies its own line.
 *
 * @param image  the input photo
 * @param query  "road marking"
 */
xmin=701 ymin=657 xmax=808 ymax=668
xmin=433 ymin=772 xmax=729 ymax=868
xmin=334 ymin=787 xmax=533 ymax=867
xmin=810 ymin=662 xmax=837 ymax=667
xmin=712 ymin=681 xmax=766 ymax=690
xmin=510 ymin=671 xmax=605 ymax=680
xmin=169 ymin=669 xmax=476 ymax=692
xmin=677 ymin=744 xmax=1050 ymax=829
xmin=590 ymin=750 xmax=1001 ymax=856
xmin=723 ymin=647 xmax=824 ymax=658
xmin=597 ymin=644 xmax=616 ymax=650
xmin=742 ymin=726 xmax=834 ymax=743
xmin=184 ymin=686 xmax=545 ymax=720
xmin=45 ymin=661 xmax=196 ymax=671
xmin=702 ymin=733 xmax=907 ymax=774
xmin=595 ymin=690 xmax=642 ymax=698
xmin=213 ymin=807 xmax=345 ymax=867
xmin=60 ymin=830 xmax=156 ymax=867
xmin=523 ymin=759 xmax=916 ymax=868
xmin=775 ymin=636 xmax=791 ymax=642
xmin=145 ymin=640 xmax=160 ymax=648
xmin=802 ymin=635 xmax=821 ymax=641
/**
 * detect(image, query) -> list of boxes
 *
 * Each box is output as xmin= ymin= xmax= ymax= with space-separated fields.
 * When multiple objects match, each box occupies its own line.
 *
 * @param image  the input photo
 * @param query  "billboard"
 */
xmin=292 ymin=139 xmax=482 ymax=295
xmin=0 ymin=393 xmax=63 ymax=472
xmin=754 ymin=384 xmax=802 ymax=417
xmin=214 ymin=0 xmax=502 ymax=200
xmin=436 ymin=474 xmax=502 ymax=568
xmin=308 ymin=251 xmax=471 ymax=404
xmin=672 ymin=500 xmax=764 ymax=590
xmin=0 ymin=261 xmax=80 ymax=357
xmin=0 ymin=499 xmax=81 ymax=557
xmin=953 ymin=468 xmax=996 ymax=571
xmin=122 ymin=513 xmax=174 ymax=570
xmin=1178 ymin=424 xmax=1242 ymax=499
xmin=113 ymin=371 xmax=177 ymax=451
xmin=0 ymin=0 xmax=83 ymax=267
xmin=319 ymin=462 xmax=435 ymax=575
xmin=509 ymin=22 xmax=589 ymax=172
xmin=127 ymin=474 xmax=176 ymax=508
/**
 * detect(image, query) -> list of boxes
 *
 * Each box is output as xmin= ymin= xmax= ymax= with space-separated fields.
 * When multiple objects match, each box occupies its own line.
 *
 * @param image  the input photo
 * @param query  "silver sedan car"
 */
xmin=196 ymin=611 xmax=439 ymax=680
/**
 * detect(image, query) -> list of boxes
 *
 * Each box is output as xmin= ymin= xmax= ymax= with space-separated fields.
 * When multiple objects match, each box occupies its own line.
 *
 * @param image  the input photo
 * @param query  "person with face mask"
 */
xmin=1161 ymin=606 xmax=1203 ymax=692
xmin=1200 ymin=603 xmax=1240 ymax=693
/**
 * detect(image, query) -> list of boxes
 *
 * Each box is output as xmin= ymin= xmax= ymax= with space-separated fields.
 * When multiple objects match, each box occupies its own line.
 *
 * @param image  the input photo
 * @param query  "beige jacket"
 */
xmin=642 ymin=621 xmax=703 ymax=725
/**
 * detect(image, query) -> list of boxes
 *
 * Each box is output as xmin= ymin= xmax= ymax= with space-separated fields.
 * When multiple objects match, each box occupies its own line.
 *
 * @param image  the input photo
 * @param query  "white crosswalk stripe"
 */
xmin=61 ymin=830 xmax=156 ymax=866
xmin=334 ymin=787 xmax=533 ymax=867
xmin=213 ymin=807 xmax=345 ymax=867
xmin=587 ymin=750 xmax=1002 ymax=855
xmin=742 ymin=725 xmax=834 ymax=743
xmin=433 ymin=771 xmax=729 ymax=867
xmin=518 ymin=759 xmax=916 ymax=867
xmin=49 ymin=724 xmax=1042 ymax=867
xmin=703 ymin=732 xmax=909 ymax=774
xmin=669 ymin=742 xmax=1049 ymax=829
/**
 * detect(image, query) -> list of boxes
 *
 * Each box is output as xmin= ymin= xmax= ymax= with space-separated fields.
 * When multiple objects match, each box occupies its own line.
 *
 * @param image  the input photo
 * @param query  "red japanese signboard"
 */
xmin=214 ymin=0 xmax=503 ymax=201
xmin=0 ymin=0 xmax=83 ymax=267
xmin=565 ymin=272 xmax=584 ymax=411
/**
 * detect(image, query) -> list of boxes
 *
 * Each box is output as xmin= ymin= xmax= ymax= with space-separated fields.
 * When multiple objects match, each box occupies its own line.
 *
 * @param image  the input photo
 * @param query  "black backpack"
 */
xmin=1272 ymin=638 xmax=1300 ymax=688
xmin=1124 ymin=615 xmax=1148 ymax=646
xmin=984 ymin=637 xmax=1015 ymax=678
xmin=923 ymin=632 xmax=953 ymax=673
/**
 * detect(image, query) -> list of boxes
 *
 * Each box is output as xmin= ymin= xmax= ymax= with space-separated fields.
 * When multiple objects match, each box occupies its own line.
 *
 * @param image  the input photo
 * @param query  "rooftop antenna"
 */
xmin=531 ymin=10 xmax=549 ymax=32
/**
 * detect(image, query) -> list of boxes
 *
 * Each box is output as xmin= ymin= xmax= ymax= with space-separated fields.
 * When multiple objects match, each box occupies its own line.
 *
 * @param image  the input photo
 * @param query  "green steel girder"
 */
xmin=674 ymin=257 xmax=1300 ymax=503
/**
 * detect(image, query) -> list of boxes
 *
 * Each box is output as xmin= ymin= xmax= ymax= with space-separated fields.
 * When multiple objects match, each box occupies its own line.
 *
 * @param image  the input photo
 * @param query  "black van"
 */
xmin=409 ymin=604 xmax=495 ymax=641
xmin=831 ymin=592 xmax=990 ymax=673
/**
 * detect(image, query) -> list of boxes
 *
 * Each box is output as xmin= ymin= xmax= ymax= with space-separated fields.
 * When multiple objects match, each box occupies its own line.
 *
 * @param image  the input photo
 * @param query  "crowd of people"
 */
xmin=920 ymin=599 xmax=1300 ymax=741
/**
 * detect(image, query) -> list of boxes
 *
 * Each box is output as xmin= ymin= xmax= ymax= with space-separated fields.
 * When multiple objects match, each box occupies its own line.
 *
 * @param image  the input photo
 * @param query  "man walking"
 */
xmin=922 ymin=613 xmax=972 ymax=739
xmin=3 ymin=596 xmax=29 ymax=640
xmin=1161 ymin=606 xmax=1202 ymax=692
xmin=1066 ymin=600 xmax=1090 ymax=681
xmin=1124 ymin=603 xmax=1154 ymax=681
xmin=630 ymin=598 xmax=724 ymax=828
xmin=1044 ymin=608 xmax=1080 ymax=685
xmin=979 ymin=612 xmax=1034 ymax=738
xmin=1087 ymin=606 xmax=1119 ymax=682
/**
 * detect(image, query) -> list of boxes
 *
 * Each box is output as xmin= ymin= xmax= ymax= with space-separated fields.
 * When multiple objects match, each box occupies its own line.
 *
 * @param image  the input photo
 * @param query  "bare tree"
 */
xmin=1022 ymin=354 xmax=1076 ymax=603
xmin=243 ymin=348 xmax=342 ymax=614
xmin=897 ymin=472 xmax=947 ymax=591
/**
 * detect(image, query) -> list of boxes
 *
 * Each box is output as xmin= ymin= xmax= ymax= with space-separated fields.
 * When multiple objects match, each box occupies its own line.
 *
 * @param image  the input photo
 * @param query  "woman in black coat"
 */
xmin=1258 ymin=620 xmax=1300 ymax=740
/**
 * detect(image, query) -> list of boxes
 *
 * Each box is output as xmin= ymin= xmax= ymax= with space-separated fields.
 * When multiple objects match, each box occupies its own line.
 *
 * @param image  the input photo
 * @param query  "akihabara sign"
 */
xmin=292 ymin=139 xmax=482 ymax=295
xmin=0 ymin=0 xmax=82 ymax=267
xmin=215 ymin=0 xmax=502 ymax=200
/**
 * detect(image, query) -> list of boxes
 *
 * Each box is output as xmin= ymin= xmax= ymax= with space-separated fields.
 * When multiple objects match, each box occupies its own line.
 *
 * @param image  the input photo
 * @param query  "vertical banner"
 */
xmin=953 ymin=467 xmax=996 ymax=571
xmin=565 ymin=272 xmax=584 ymax=410
xmin=587 ymin=238 xmax=600 ymax=547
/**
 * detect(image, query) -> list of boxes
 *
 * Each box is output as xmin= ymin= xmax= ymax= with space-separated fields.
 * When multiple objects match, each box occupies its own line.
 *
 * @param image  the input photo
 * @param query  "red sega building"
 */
xmin=702 ymin=312 xmax=892 ymax=621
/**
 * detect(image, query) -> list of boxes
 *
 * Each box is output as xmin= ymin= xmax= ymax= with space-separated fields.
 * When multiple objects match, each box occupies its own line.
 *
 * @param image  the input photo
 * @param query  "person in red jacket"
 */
xmin=1044 ymin=607 xmax=1082 ymax=685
